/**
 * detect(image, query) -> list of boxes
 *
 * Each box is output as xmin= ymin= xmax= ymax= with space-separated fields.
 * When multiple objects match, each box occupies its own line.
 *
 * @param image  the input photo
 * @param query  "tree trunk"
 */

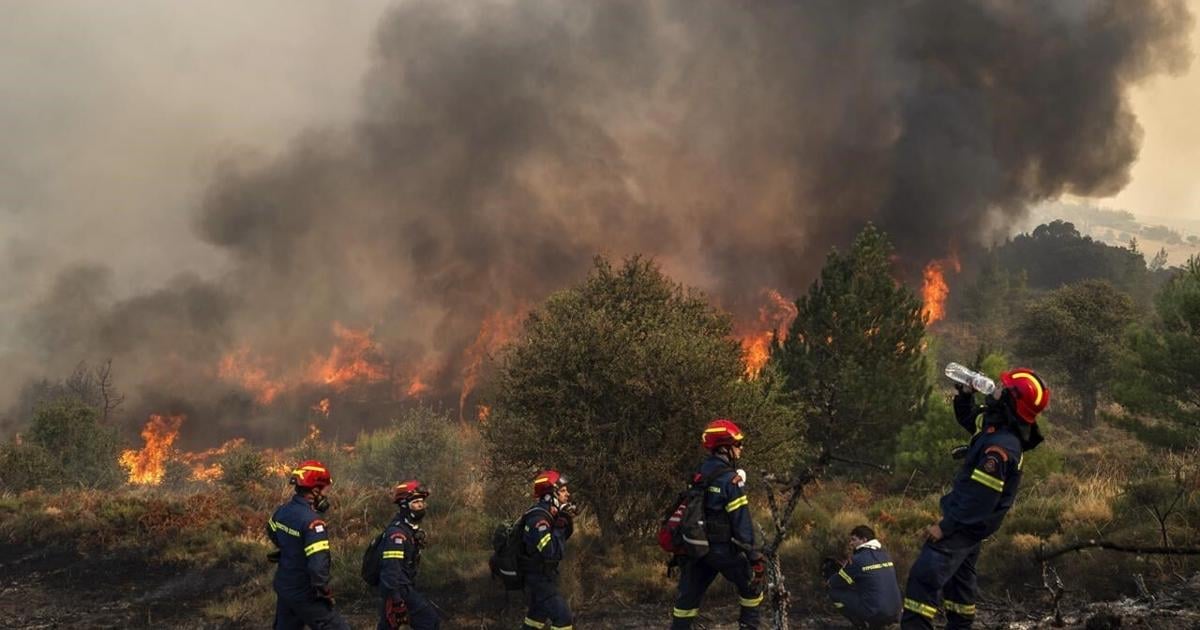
xmin=1081 ymin=387 xmax=1098 ymax=426
xmin=766 ymin=555 xmax=790 ymax=630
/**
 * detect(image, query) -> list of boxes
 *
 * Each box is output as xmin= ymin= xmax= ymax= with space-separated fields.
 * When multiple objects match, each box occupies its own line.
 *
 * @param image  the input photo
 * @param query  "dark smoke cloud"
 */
xmin=3 ymin=0 xmax=1192 ymax=444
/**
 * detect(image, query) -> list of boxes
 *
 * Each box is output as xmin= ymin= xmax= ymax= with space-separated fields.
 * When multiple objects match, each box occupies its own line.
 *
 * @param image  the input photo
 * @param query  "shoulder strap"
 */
xmin=696 ymin=464 xmax=734 ymax=488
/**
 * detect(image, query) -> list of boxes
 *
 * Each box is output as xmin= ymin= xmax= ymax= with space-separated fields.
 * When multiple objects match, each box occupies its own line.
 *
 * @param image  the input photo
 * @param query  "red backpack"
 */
xmin=657 ymin=466 xmax=731 ymax=558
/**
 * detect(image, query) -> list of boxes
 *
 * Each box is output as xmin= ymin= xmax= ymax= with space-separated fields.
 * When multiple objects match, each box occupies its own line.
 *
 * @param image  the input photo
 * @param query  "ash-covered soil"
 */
xmin=3 ymin=544 xmax=1199 ymax=629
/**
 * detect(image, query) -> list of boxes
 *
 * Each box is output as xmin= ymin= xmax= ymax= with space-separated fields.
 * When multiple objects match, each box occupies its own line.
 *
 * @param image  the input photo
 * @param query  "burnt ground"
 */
xmin=2 ymin=544 xmax=1199 ymax=629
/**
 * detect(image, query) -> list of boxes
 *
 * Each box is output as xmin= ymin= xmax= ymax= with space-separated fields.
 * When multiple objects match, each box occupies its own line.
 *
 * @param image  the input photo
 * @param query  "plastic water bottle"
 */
xmin=944 ymin=362 xmax=996 ymax=395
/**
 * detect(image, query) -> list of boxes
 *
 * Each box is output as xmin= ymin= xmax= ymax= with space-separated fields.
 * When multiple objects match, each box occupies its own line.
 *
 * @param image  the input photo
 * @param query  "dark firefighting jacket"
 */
xmin=378 ymin=514 xmax=425 ymax=602
xmin=520 ymin=499 xmax=570 ymax=575
xmin=700 ymin=454 xmax=754 ymax=551
xmin=938 ymin=392 xmax=1024 ymax=540
xmin=267 ymin=494 xmax=332 ymax=598
xmin=827 ymin=541 xmax=902 ymax=621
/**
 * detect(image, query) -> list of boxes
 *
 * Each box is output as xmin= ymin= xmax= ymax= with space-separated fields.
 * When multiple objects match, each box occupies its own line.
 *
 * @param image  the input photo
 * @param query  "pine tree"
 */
xmin=772 ymin=225 xmax=930 ymax=462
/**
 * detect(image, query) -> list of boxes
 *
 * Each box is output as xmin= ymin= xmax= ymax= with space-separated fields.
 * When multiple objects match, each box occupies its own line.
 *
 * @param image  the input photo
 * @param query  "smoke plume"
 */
xmin=2 ymin=0 xmax=1192 ymax=444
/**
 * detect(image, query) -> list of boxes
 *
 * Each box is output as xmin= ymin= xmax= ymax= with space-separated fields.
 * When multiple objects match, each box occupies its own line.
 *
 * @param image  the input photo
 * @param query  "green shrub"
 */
xmin=17 ymin=399 xmax=123 ymax=490
xmin=893 ymin=395 xmax=961 ymax=492
xmin=349 ymin=406 xmax=481 ymax=507
xmin=219 ymin=443 xmax=270 ymax=492
xmin=0 ymin=441 xmax=63 ymax=490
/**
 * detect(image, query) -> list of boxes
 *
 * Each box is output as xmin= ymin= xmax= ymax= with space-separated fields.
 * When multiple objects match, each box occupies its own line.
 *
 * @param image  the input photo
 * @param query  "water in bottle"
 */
xmin=944 ymin=362 xmax=996 ymax=395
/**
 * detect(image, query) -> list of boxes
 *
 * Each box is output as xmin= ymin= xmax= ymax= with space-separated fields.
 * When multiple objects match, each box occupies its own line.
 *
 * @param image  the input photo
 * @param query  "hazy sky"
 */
xmin=1107 ymin=0 xmax=1200 ymax=223
xmin=0 ymin=1 xmax=393 ymax=292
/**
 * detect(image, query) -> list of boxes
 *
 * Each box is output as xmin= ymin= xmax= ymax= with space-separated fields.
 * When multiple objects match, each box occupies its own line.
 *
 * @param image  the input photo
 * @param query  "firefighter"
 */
xmin=900 ymin=368 xmax=1050 ymax=630
xmin=266 ymin=460 xmax=350 ymax=630
xmin=521 ymin=469 xmax=577 ymax=630
xmin=670 ymin=418 xmax=764 ymax=630
xmin=378 ymin=480 xmax=439 ymax=630
xmin=824 ymin=525 xmax=902 ymax=628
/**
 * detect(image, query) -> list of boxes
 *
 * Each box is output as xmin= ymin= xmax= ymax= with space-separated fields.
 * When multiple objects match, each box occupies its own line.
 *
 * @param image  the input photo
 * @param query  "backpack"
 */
xmin=657 ymin=465 xmax=732 ymax=559
xmin=361 ymin=531 xmax=386 ymax=586
xmin=361 ymin=519 xmax=402 ymax=587
xmin=488 ymin=506 xmax=550 ymax=591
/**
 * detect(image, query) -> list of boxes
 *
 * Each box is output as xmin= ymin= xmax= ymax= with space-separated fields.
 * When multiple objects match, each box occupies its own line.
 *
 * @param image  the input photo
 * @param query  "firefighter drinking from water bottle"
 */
xmin=900 ymin=367 xmax=1050 ymax=629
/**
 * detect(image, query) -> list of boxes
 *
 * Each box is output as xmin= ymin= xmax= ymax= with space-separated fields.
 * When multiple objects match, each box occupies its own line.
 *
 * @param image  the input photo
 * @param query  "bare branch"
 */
xmin=1036 ymin=539 xmax=1200 ymax=562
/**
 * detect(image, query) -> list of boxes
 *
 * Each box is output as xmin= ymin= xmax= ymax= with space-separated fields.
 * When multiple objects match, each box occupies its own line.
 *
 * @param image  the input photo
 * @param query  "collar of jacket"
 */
xmin=855 ymin=539 xmax=882 ymax=551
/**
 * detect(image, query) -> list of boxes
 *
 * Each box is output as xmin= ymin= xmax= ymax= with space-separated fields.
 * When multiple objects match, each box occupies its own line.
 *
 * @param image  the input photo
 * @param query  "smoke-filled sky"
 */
xmin=0 ymin=0 xmax=1194 ymax=443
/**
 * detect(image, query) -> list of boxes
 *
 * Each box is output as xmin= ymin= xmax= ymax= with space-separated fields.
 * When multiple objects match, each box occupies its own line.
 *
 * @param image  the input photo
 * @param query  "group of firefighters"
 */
xmin=267 ymin=367 xmax=1049 ymax=629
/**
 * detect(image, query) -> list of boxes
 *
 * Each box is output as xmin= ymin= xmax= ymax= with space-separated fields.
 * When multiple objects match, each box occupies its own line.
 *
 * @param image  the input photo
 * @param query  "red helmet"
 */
xmin=1000 ymin=368 xmax=1050 ymax=423
xmin=290 ymin=460 xmax=332 ymax=489
xmin=702 ymin=418 xmax=744 ymax=450
xmin=532 ymin=470 xmax=569 ymax=498
xmin=392 ymin=479 xmax=430 ymax=505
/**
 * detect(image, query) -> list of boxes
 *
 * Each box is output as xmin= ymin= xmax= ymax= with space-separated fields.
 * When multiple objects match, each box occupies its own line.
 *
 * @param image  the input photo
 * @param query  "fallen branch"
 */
xmin=1036 ymin=539 xmax=1200 ymax=562
xmin=827 ymin=453 xmax=892 ymax=473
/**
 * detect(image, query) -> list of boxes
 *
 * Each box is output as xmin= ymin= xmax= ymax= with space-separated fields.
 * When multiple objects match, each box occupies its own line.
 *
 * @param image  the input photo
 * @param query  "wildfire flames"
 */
xmin=459 ymin=310 xmax=523 ymax=422
xmin=119 ymin=414 xmax=184 ymax=485
xmin=920 ymin=253 xmax=961 ymax=325
xmin=738 ymin=289 xmax=799 ymax=379
xmin=306 ymin=323 xmax=389 ymax=390
xmin=218 ymin=322 xmax=433 ymax=407
xmin=218 ymin=348 xmax=284 ymax=405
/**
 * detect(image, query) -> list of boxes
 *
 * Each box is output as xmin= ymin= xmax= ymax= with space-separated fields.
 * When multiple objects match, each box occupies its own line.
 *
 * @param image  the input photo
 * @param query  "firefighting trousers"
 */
xmin=273 ymin=592 xmax=350 ymax=630
xmin=900 ymin=533 xmax=981 ymax=630
xmin=523 ymin=572 xmax=573 ymax=629
xmin=670 ymin=548 xmax=763 ymax=630
xmin=376 ymin=589 xmax=440 ymax=630
xmin=832 ymin=589 xmax=900 ymax=628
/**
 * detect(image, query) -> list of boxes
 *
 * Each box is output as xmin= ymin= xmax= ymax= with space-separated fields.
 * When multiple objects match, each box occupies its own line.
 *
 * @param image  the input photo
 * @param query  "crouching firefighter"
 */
xmin=521 ymin=470 xmax=577 ymax=630
xmin=377 ymin=480 xmax=439 ymax=630
xmin=901 ymin=368 xmax=1050 ymax=630
xmin=670 ymin=418 xmax=764 ymax=630
xmin=267 ymin=460 xmax=350 ymax=630
xmin=824 ymin=525 xmax=901 ymax=629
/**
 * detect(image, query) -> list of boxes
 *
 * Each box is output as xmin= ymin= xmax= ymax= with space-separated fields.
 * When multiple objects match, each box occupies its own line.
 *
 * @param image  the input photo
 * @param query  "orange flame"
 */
xmin=477 ymin=404 xmax=492 ymax=423
xmin=921 ymin=253 xmax=961 ymax=325
xmin=119 ymin=414 xmax=184 ymax=485
xmin=738 ymin=289 xmax=798 ymax=379
xmin=177 ymin=438 xmax=244 ymax=482
xmin=312 ymin=398 xmax=331 ymax=417
xmin=460 ymin=310 xmax=523 ymax=422
xmin=218 ymin=348 xmax=285 ymax=404
xmin=307 ymin=323 xmax=389 ymax=391
xmin=406 ymin=376 xmax=431 ymax=398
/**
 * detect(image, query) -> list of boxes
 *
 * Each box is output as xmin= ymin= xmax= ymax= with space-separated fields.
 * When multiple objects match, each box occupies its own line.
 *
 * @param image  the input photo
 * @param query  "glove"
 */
xmin=385 ymin=597 xmax=409 ymax=629
xmin=954 ymin=382 xmax=974 ymax=395
xmin=313 ymin=586 xmax=335 ymax=606
xmin=559 ymin=502 xmax=581 ymax=518
xmin=554 ymin=512 xmax=574 ymax=539
xmin=820 ymin=557 xmax=840 ymax=580
xmin=950 ymin=445 xmax=969 ymax=460
xmin=749 ymin=553 xmax=766 ymax=589
xmin=412 ymin=528 xmax=429 ymax=549
xmin=266 ymin=550 xmax=281 ymax=563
